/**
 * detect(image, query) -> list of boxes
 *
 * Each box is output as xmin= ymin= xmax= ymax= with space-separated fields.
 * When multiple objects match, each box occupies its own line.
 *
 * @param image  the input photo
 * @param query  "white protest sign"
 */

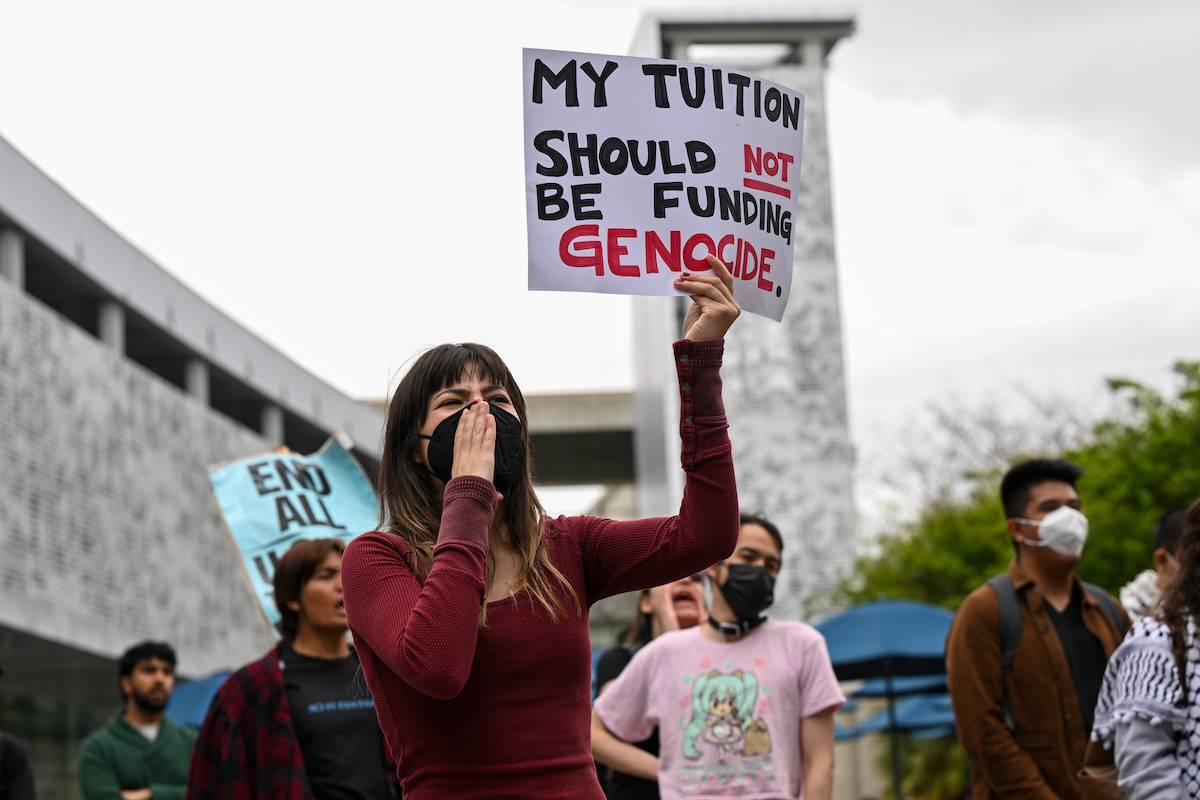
xmin=523 ymin=47 xmax=804 ymax=322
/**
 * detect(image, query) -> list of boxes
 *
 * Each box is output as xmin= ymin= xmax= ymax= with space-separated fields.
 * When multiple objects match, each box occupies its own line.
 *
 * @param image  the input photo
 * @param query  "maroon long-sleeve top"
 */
xmin=341 ymin=339 xmax=738 ymax=799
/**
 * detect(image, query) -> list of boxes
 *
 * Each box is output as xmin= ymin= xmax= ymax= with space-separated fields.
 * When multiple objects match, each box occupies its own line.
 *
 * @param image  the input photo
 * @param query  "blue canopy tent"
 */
xmin=816 ymin=601 xmax=954 ymax=800
xmin=834 ymin=723 xmax=861 ymax=743
xmin=850 ymin=694 xmax=955 ymax=736
xmin=165 ymin=672 xmax=230 ymax=729
xmin=815 ymin=601 xmax=953 ymax=680
xmin=836 ymin=696 xmax=955 ymax=743
xmin=851 ymin=674 xmax=946 ymax=699
xmin=836 ymin=677 xmax=941 ymax=743
xmin=832 ymin=697 xmax=862 ymax=743
xmin=911 ymin=724 xmax=957 ymax=742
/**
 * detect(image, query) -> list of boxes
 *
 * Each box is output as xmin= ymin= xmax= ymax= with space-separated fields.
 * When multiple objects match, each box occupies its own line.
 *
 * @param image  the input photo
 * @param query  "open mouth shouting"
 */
xmin=671 ymin=587 xmax=698 ymax=614
xmin=670 ymin=582 xmax=704 ymax=625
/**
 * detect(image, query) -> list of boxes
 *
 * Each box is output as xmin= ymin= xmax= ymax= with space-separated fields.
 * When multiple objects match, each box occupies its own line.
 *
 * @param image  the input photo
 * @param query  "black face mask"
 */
xmin=715 ymin=564 xmax=775 ymax=630
xmin=418 ymin=402 xmax=525 ymax=496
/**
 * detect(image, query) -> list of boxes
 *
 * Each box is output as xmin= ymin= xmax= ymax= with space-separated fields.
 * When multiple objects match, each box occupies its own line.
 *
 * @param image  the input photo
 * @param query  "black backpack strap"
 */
xmin=987 ymin=575 xmax=1023 ymax=731
xmin=1081 ymin=581 xmax=1128 ymax=639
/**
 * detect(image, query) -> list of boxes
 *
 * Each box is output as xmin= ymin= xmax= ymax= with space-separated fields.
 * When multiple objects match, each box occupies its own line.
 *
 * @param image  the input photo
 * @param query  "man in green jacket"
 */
xmin=79 ymin=641 xmax=195 ymax=800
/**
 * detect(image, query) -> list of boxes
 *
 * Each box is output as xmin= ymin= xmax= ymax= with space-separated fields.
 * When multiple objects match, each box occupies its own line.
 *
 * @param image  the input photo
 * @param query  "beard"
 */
xmin=131 ymin=687 xmax=168 ymax=714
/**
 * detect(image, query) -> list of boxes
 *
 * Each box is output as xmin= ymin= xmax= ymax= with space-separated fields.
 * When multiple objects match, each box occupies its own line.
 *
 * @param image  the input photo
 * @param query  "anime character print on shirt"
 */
xmin=678 ymin=664 xmax=774 ymax=792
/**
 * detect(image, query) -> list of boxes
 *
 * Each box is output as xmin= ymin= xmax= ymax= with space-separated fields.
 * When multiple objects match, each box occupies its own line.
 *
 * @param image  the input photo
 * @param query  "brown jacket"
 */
xmin=946 ymin=560 xmax=1130 ymax=799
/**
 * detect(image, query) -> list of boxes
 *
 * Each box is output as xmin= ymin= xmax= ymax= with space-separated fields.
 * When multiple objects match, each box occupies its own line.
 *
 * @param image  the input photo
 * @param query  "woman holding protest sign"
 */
xmin=341 ymin=254 xmax=741 ymax=799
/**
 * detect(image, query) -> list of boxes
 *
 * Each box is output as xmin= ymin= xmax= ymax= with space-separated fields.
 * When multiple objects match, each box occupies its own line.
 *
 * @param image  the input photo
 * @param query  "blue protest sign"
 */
xmin=209 ymin=435 xmax=379 ymax=630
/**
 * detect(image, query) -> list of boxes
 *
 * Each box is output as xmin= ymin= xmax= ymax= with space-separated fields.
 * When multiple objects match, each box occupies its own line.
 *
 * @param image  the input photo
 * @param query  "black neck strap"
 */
xmin=708 ymin=615 xmax=766 ymax=639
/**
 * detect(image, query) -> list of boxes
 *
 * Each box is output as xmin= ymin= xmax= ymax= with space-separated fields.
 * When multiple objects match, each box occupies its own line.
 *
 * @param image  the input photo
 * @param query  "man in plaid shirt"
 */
xmin=187 ymin=539 xmax=398 ymax=799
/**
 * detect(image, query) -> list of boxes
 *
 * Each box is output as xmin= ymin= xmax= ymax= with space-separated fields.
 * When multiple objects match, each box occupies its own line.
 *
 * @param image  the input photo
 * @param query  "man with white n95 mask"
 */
xmin=946 ymin=458 xmax=1130 ymax=799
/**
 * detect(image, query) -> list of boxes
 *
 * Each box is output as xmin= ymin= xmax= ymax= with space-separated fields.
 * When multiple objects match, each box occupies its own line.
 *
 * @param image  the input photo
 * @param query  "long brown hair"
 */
xmin=377 ymin=343 xmax=579 ymax=620
xmin=1160 ymin=498 xmax=1200 ymax=668
xmin=618 ymin=590 xmax=654 ymax=647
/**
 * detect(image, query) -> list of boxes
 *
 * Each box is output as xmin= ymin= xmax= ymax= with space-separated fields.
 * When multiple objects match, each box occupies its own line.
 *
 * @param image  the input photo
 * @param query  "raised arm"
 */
xmin=583 ymin=256 xmax=742 ymax=601
xmin=342 ymin=476 xmax=496 ymax=699
xmin=583 ymin=338 xmax=737 ymax=599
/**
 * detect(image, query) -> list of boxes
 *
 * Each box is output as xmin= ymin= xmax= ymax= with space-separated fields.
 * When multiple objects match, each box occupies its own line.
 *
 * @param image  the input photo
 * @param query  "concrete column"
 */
xmin=260 ymin=404 xmax=285 ymax=445
xmin=185 ymin=358 xmax=210 ymax=405
xmin=801 ymin=39 xmax=826 ymax=69
xmin=98 ymin=300 xmax=125 ymax=354
xmin=667 ymin=39 xmax=691 ymax=60
xmin=0 ymin=228 xmax=24 ymax=288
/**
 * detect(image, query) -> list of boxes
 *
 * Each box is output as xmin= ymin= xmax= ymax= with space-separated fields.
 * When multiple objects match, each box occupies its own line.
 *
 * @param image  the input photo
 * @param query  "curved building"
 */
xmin=0 ymin=132 xmax=383 ymax=796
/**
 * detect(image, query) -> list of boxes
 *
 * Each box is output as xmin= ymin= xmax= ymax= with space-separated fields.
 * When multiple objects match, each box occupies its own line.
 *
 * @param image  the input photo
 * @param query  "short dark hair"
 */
xmin=740 ymin=512 xmax=784 ymax=554
xmin=999 ymin=458 xmax=1083 ymax=519
xmin=1155 ymin=506 xmax=1188 ymax=555
xmin=274 ymin=538 xmax=345 ymax=642
xmin=118 ymin=641 xmax=176 ymax=697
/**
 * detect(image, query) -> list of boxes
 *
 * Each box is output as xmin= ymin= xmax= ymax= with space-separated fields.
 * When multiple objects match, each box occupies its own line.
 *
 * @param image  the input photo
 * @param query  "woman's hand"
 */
xmin=450 ymin=401 xmax=495 ymax=485
xmin=646 ymin=585 xmax=681 ymax=634
xmin=675 ymin=254 xmax=741 ymax=341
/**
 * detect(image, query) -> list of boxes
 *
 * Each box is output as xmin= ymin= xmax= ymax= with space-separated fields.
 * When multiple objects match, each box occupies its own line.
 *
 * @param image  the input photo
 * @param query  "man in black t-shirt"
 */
xmin=279 ymin=642 xmax=388 ymax=799
xmin=190 ymin=539 xmax=397 ymax=799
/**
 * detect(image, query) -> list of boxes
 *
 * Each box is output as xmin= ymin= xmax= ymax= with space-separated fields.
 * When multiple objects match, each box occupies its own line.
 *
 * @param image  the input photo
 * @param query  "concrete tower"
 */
xmin=630 ymin=11 xmax=856 ymax=620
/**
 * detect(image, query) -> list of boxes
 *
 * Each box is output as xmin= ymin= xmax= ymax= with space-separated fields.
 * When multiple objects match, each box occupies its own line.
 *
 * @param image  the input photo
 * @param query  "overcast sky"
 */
xmin=2 ymin=0 xmax=1197 ymax=520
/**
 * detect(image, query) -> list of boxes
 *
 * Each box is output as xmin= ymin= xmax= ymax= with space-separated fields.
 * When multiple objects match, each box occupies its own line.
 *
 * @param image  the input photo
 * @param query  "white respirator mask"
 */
xmin=1014 ymin=506 xmax=1089 ymax=558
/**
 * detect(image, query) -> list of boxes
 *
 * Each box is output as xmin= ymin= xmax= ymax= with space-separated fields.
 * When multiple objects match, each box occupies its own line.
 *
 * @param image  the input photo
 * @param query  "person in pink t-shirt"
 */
xmin=592 ymin=514 xmax=844 ymax=800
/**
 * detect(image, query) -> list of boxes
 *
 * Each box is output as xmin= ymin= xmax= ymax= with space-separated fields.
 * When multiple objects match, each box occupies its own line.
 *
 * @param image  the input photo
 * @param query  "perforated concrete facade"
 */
xmin=0 ymin=278 xmax=275 ymax=675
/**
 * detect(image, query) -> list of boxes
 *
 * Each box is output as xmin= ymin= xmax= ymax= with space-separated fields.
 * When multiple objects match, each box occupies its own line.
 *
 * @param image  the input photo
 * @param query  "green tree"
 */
xmin=1066 ymin=361 xmax=1200 ymax=591
xmin=837 ymin=361 xmax=1200 ymax=798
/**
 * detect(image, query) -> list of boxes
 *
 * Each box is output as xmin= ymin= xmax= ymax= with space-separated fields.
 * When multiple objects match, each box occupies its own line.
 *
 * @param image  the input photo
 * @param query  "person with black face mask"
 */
xmin=418 ymin=402 xmax=526 ymax=498
xmin=340 ymin=254 xmax=744 ymax=799
xmin=79 ymin=641 xmax=195 ymax=800
xmin=593 ymin=514 xmax=844 ymax=800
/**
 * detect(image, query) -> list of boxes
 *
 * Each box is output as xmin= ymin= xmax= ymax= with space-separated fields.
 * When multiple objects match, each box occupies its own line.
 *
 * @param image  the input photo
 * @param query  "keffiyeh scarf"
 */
xmin=1092 ymin=614 xmax=1200 ymax=798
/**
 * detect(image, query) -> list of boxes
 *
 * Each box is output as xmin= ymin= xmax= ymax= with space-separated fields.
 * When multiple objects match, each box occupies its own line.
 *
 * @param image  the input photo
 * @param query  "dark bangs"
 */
xmin=404 ymin=343 xmax=526 ymax=423
xmin=382 ymin=343 xmax=530 ymax=486
xmin=377 ymin=343 xmax=578 ymax=618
